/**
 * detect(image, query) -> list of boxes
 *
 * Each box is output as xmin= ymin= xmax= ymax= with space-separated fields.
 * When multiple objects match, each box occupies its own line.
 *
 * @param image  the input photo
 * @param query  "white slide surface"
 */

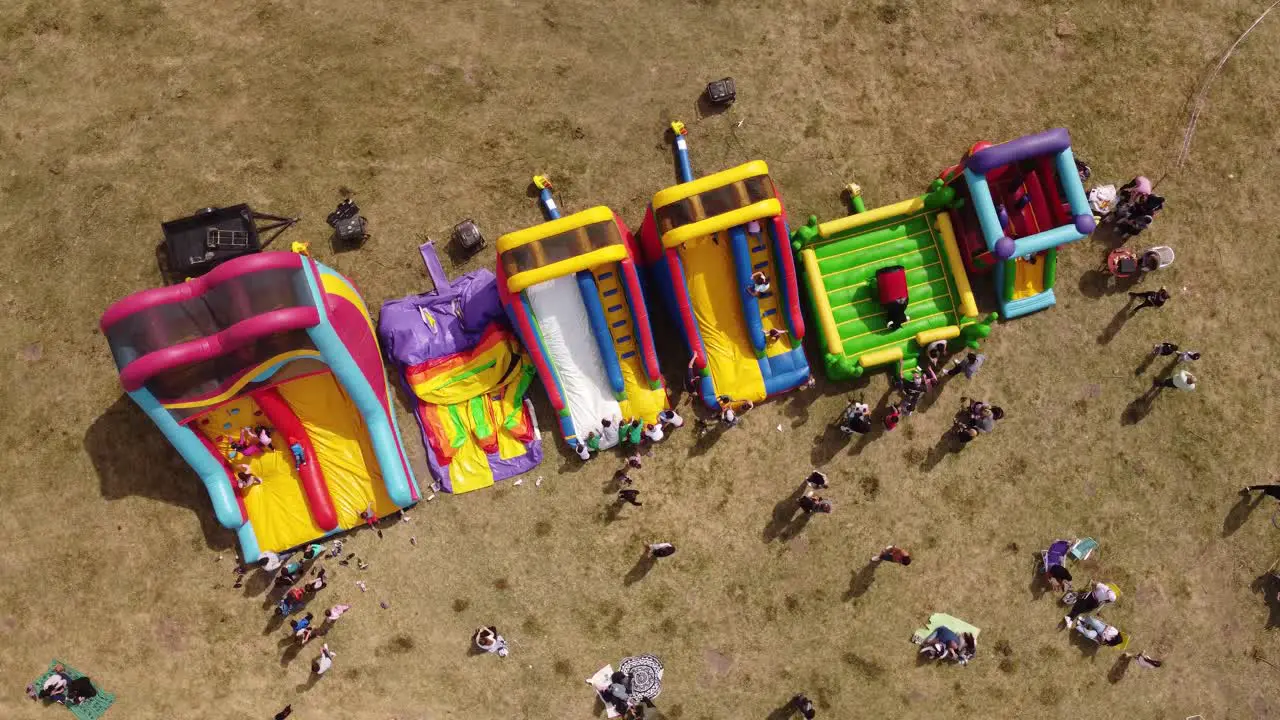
xmin=526 ymin=276 xmax=621 ymax=448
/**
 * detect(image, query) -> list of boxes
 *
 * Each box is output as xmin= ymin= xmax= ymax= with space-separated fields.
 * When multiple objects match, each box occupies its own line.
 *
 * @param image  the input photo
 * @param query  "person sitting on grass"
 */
xmin=603 ymin=671 xmax=632 ymax=714
xmin=1072 ymin=614 xmax=1124 ymax=646
xmin=919 ymin=625 xmax=962 ymax=661
xmin=748 ymin=271 xmax=771 ymax=297
xmin=474 ymin=626 xmax=509 ymax=657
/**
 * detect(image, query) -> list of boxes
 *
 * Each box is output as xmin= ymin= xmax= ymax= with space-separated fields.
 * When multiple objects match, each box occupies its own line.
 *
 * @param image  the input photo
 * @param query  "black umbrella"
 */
xmin=618 ymin=655 xmax=663 ymax=701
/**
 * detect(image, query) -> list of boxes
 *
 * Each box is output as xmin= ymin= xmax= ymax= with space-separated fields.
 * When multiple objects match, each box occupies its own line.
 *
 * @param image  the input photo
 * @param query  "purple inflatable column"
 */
xmin=419 ymin=241 xmax=452 ymax=293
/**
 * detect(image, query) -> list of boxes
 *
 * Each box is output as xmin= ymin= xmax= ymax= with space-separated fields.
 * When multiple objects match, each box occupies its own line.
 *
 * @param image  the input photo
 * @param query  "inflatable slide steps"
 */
xmin=591 ymin=265 xmax=666 ymax=423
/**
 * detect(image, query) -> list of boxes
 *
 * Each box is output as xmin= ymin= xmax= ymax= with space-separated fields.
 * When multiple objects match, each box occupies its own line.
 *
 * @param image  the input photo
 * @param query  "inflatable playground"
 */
xmin=794 ymin=128 xmax=1090 ymax=379
xmin=379 ymin=243 xmax=542 ymax=494
xmin=792 ymin=182 xmax=994 ymax=381
xmin=638 ymin=123 xmax=810 ymax=408
xmin=97 ymin=124 xmax=1098 ymax=554
xmin=497 ymin=179 xmax=670 ymax=456
xmin=940 ymin=127 xmax=1095 ymax=319
xmin=101 ymin=251 xmax=419 ymax=562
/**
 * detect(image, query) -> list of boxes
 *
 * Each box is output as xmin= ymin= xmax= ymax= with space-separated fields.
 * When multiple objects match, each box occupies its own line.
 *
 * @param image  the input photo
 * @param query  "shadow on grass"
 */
xmin=293 ymin=672 xmax=322 ymax=693
xmin=1107 ymin=652 xmax=1132 ymax=683
xmin=1096 ymin=298 xmax=1135 ymax=345
xmin=1027 ymin=554 xmax=1057 ymax=601
xmin=1121 ymin=385 xmax=1162 ymax=425
xmin=843 ymin=561 xmax=877 ymax=602
xmin=1223 ymin=492 xmax=1265 ymax=537
xmin=763 ymin=482 xmax=810 ymax=542
xmin=809 ymin=424 xmax=848 ymax=466
xmin=765 ymin=698 xmax=797 ymax=720
xmin=278 ymin=635 xmax=306 ymax=667
xmin=1066 ymin=628 xmax=1102 ymax=659
xmin=623 ymin=553 xmax=656 ymax=586
xmin=1078 ymin=268 xmax=1141 ymax=300
xmin=1250 ymin=572 xmax=1280 ymax=629
xmin=86 ymin=395 xmax=235 ymax=552
xmin=920 ymin=429 xmax=960 ymax=471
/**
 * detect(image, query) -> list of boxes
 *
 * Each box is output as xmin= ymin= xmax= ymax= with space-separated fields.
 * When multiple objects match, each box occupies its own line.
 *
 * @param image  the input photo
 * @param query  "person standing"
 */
xmin=685 ymin=356 xmax=701 ymax=394
xmin=600 ymin=418 xmax=620 ymax=448
xmin=312 ymin=644 xmax=335 ymax=676
xmin=791 ymin=694 xmax=817 ymax=719
xmin=657 ymin=408 xmax=683 ymax=429
xmin=648 ymin=542 xmax=676 ymax=558
xmin=273 ymin=706 xmax=293 ymax=720
xmin=324 ymin=604 xmax=352 ymax=624
xmin=1128 ymin=286 xmax=1170 ymax=312
xmin=1124 ymin=651 xmax=1163 ymax=669
xmin=1151 ymin=341 xmax=1179 ymax=357
xmin=642 ymin=423 xmax=664 ymax=443
xmin=619 ymin=489 xmax=642 ymax=507
xmin=1153 ymin=368 xmax=1196 ymax=391
xmin=259 ymin=551 xmax=285 ymax=573
xmin=871 ymin=545 xmax=911 ymax=565
xmin=798 ymin=495 xmax=832 ymax=514
xmin=805 ymin=471 xmax=829 ymax=490
xmin=575 ymin=440 xmax=591 ymax=461
xmin=945 ymin=352 xmax=986 ymax=380
xmin=1176 ymin=350 xmax=1201 ymax=363
xmin=290 ymin=612 xmax=314 ymax=637
xmin=1240 ymin=484 xmax=1280 ymax=501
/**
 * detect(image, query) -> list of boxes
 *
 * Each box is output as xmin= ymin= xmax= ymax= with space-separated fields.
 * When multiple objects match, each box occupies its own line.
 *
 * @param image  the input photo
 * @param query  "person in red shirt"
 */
xmin=871 ymin=545 xmax=912 ymax=565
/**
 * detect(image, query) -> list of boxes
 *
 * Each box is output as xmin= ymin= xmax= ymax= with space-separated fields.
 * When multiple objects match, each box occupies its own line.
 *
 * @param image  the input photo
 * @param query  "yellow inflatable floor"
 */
xmin=191 ymin=372 xmax=400 ymax=553
xmin=277 ymin=373 xmax=399 ymax=528
xmin=192 ymin=396 xmax=324 ymax=553
xmin=679 ymin=232 xmax=766 ymax=402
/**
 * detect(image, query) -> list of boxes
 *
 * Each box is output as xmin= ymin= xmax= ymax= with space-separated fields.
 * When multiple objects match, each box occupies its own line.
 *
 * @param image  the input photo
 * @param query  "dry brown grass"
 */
xmin=3 ymin=0 xmax=1280 ymax=718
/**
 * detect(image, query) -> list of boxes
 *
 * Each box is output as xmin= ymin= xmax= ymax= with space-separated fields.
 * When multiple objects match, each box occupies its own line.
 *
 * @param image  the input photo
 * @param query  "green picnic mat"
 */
xmin=912 ymin=613 xmax=981 ymax=643
xmin=31 ymin=660 xmax=114 ymax=720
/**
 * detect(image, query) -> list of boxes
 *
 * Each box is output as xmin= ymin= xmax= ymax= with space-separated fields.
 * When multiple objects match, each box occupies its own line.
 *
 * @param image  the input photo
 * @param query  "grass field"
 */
xmin=3 ymin=1 xmax=1280 ymax=718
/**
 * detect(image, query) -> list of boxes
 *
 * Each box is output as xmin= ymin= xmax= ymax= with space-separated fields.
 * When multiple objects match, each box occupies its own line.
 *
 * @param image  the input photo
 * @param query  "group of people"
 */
xmin=951 ymin=397 xmax=1004 ymax=444
xmin=1149 ymin=340 xmax=1200 ymax=393
xmin=225 ymin=424 xmax=310 ymax=491
xmin=596 ymin=668 xmax=650 ymax=718
xmin=1106 ymin=176 xmax=1166 ymax=239
xmin=918 ymin=625 xmax=978 ymax=665
xmin=575 ymin=410 xmax=685 ymax=462
xmin=25 ymin=664 xmax=99 ymax=706
xmin=259 ymin=541 xmax=354 ymax=676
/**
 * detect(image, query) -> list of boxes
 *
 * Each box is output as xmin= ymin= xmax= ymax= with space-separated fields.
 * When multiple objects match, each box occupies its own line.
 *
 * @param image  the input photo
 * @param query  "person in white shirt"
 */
xmin=748 ymin=271 xmax=771 ymax=297
xmin=574 ymin=440 xmax=591 ymax=461
xmin=600 ymin=418 xmax=620 ymax=447
xmin=1154 ymin=369 xmax=1196 ymax=391
xmin=312 ymin=644 xmax=335 ymax=675
xmin=642 ymin=423 xmax=664 ymax=442
xmin=657 ymin=409 xmax=683 ymax=429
